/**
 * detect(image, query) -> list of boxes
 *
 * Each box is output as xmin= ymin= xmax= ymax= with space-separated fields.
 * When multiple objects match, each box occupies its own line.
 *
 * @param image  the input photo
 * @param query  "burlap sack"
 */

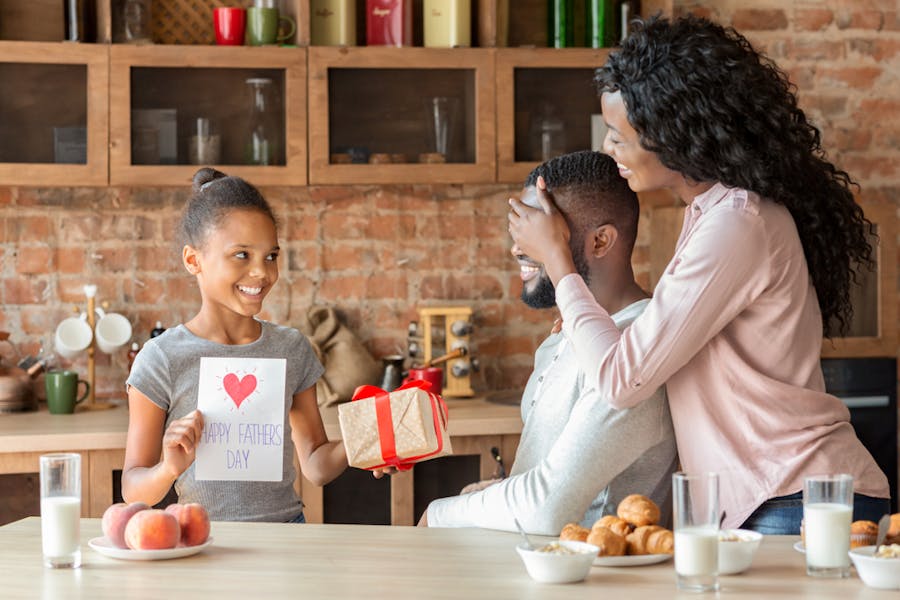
xmin=295 ymin=306 xmax=381 ymax=407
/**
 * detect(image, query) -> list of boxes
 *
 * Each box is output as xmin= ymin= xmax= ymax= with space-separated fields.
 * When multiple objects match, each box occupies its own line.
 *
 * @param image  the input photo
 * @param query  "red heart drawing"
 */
xmin=223 ymin=373 xmax=257 ymax=409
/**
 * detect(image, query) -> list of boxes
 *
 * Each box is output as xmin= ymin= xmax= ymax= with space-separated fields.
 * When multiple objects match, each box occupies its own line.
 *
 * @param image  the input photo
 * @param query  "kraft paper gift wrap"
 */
xmin=338 ymin=381 xmax=452 ymax=470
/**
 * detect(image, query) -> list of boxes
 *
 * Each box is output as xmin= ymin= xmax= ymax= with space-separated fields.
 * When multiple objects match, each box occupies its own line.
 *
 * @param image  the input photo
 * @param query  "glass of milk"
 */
xmin=803 ymin=473 xmax=853 ymax=578
xmin=673 ymin=472 xmax=720 ymax=592
xmin=39 ymin=453 xmax=82 ymax=569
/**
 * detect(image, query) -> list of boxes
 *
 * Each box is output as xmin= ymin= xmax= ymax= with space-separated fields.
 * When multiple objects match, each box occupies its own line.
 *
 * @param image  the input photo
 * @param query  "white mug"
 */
xmin=54 ymin=317 xmax=93 ymax=359
xmin=94 ymin=313 xmax=133 ymax=354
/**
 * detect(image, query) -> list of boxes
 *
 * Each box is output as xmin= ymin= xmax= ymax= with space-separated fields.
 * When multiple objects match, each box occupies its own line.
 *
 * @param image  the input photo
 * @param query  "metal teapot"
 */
xmin=0 ymin=334 xmax=39 ymax=412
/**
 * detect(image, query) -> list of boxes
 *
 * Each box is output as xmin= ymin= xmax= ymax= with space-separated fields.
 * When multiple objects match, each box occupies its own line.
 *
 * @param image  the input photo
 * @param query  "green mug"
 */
xmin=45 ymin=370 xmax=90 ymax=414
xmin=245 ymin=7 xmax=296 ymax=46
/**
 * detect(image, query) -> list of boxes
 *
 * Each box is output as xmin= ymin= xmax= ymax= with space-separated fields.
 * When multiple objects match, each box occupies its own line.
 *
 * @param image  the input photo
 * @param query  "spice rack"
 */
xmin=414 ymin=306 xmax=475 ymax=398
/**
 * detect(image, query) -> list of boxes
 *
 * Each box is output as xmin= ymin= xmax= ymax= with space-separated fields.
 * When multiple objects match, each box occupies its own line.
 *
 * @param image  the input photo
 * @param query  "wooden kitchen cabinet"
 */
xmin=645 ymin=198 xmax=897 ymax=359
xmin=307 ymin=46 xmax=496 ymax=184
xmin=0 ymin=41 xmax=109 ymax=186
xmin=821 ymin=200 xmax=898 ymax=358
xmin=496 ymin=48 xmax=610 ymax=183
xmin=109 ymin=44 xmax=307 ymax=186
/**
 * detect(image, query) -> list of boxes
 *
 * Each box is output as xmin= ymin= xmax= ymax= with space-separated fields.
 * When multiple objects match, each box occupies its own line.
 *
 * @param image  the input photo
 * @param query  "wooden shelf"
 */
xmin=109 ymin=44 xmax=307 ymax=186
xmin=307 ymin=46 xmax=496 ymax=184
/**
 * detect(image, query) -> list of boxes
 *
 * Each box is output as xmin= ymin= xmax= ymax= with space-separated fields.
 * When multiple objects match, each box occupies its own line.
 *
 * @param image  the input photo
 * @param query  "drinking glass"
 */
xmin=803 ymin=474 xmax=853 ymax=578
xmin=424 ymin=96 xmax=459 ymax=162
xmin=673 ymin=472 xmax=719 ymax=592
xmin=189 ymin=117 xmax=221 ymax=166
xmin=40 ymin=453 xmax=82 ymax=568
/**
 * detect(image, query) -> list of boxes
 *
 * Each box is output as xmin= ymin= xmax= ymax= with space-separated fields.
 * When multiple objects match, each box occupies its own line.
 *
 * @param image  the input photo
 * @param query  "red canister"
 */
xmin=366 ymin=0 xmax=413 ymax=46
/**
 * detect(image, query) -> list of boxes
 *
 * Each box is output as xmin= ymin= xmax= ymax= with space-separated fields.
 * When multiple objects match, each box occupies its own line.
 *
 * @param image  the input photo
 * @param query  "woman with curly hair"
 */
xmin=507 ymin=14 xmax=889 ymax=534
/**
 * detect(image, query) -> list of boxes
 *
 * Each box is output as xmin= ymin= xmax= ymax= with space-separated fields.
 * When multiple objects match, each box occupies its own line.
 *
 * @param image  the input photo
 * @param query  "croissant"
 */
xmin=886 ymin=513 xmax=900 ymax=545
xmin=587 ymin=525 xmax=627 ymax=556
xmin=626 ymin=525 xmax=674 ymax=555
xmin=594 ymin=515 xmax=632 ymax=538
xmin=617 ymin=494 xmax=661 ymax=528
xmin=559 ymin=523 xmax=590 ymax=543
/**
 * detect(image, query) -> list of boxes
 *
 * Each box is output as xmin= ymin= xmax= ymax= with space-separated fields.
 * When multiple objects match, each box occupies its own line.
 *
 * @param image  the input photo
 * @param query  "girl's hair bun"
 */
xmin=192 ymin=167 xmax=228 ymax=194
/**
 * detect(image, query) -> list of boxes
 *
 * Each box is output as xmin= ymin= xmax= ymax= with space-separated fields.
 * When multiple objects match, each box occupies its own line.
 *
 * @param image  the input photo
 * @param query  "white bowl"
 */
xmin=516 ymin=540 xmax=599 ymax=584
xmin=849 ymin=546 xmax=900 ymax=590
xmin=718 ymin=529 xmax=762 ymax=574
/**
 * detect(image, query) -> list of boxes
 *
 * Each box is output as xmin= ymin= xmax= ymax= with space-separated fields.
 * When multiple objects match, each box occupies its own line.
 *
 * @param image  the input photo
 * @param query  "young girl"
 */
xmin=508 ymin=15 xmax=890 ymax=533
xmin=122 ymin=167 xmax=347 ymax=522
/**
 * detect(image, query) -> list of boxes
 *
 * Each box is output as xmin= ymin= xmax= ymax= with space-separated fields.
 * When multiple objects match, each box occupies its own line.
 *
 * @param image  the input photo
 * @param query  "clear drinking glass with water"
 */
xmin=40 ymin=453 xmax=82 ymax=569
xmin=673 ymin=471 xmax=720 ymax=592
xmin=803 ymin=474 xmax=853 ymax=578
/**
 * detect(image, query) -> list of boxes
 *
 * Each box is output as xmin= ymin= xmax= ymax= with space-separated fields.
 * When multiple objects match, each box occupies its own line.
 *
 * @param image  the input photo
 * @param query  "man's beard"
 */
xmin=520 ymin=243 xmax=591 ymax=309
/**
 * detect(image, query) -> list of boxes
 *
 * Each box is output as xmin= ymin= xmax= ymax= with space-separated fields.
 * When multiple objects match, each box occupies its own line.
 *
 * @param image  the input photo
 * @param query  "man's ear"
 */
xmin=589 ymin=224 xmax=619 ymax=259
xmin=183 ymin=245 xmax=201 ymax=275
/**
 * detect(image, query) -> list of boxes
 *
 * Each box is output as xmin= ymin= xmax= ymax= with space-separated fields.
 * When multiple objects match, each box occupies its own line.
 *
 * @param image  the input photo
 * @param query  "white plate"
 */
xmin=88 ymin=536 xmax=213 ymax=561
xmin=794 ymin=541 xmax=805 ymax=554
xmin=593 ymin=553 xmax=672 ymax=567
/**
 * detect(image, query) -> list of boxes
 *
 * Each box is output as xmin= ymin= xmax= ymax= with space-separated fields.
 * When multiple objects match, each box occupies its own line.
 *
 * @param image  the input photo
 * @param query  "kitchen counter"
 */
xmin=0 ymin=396 xmax=523 ymax=524
xmin=1 ymin=517 xmax=891 ymax=599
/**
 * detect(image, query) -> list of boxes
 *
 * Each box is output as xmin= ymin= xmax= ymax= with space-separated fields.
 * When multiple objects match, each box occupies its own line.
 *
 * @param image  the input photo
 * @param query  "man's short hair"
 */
xmin=525 ymin=151 xmax=639 ymax=254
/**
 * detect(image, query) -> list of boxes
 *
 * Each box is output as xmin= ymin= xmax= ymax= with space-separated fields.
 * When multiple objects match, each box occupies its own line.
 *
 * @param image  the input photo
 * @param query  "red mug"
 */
xmin=403 ymin=367 xmax=443 ymax=396
xmin=213 ymin=7 xmax=246 ymax=46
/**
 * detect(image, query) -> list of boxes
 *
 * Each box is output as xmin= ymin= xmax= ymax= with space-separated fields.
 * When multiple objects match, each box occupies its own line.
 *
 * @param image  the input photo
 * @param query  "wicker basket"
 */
xmin=152 ymin=0 xmax=250 ymax=45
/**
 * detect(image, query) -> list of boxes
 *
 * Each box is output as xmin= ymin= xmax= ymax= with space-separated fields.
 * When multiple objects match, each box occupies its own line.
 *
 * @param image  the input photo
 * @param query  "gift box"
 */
xmin=339 ymin=380 xmax=452 ymax=470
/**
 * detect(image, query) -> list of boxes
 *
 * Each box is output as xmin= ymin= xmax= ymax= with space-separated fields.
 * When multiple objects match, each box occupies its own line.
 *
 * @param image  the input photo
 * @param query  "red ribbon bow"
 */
xmin=350 ymin=380 xmax=449 ymax=471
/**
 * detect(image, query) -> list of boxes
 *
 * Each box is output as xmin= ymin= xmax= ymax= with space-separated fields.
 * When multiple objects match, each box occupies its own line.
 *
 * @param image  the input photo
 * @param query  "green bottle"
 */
xmin=548 ymin=0 xmax=574 ymax=48
xmin=586 ymin=0 xmax=616 ymax=48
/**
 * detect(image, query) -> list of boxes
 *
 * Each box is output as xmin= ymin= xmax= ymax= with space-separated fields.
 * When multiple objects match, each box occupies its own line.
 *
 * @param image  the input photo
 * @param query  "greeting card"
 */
xmin=195 ymin=357 xmax=286 ymax=481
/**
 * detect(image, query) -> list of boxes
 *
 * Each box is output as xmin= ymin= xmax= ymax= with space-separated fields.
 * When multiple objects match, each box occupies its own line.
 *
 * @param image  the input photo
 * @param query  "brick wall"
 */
xmin=0 ymin=0 xmax=897 ymax=401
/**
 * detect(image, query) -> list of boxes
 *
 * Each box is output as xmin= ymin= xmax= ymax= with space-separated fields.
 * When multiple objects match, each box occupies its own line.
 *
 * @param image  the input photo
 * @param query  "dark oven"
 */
xmin=821 ymin=357 xmax=898 ymax=512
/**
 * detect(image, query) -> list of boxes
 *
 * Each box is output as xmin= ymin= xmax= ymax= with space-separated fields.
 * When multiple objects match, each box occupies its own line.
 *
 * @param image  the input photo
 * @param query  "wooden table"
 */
xmin=0 ymin=518 xmax=890 ymax=599
xmin=0 ymin=397 xmax=523 ymax=523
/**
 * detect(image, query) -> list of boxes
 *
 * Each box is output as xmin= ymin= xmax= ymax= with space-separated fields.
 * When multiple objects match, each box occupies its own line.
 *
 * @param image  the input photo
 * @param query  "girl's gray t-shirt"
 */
xmin=126 ymin=319 xmax=324 ymax=522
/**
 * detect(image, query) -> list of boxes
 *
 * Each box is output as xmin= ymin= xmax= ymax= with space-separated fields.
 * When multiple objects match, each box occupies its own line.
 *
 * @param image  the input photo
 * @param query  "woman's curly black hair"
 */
xmin=595 ymin=14 xmax=874 ymax=337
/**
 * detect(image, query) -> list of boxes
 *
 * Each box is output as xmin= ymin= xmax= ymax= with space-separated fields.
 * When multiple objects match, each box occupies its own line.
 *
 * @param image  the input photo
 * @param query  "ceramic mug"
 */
xmin=246 ymin=7 xmax=296 ymax=45
xmin=213 ymin=7 xmax=246 ymax=45
xmin=403 ymin=366 xmax=443 ymax=395
xmin=94 ymin=312 xmax=133 ymax=354
xmin=45 ymin=370 xmax=90 ymax=414
xmin=54 ymin=316 xmax=93 ymax=359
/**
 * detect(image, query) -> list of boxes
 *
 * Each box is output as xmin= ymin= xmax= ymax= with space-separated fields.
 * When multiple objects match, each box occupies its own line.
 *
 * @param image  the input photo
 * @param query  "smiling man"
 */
xmin=422 ymin=150 xmax=677 ymax=534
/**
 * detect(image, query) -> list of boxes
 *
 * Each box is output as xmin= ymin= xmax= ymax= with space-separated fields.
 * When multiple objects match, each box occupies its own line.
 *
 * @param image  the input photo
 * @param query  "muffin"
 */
xmin=850 ymin=520 xmax=878 ymax=549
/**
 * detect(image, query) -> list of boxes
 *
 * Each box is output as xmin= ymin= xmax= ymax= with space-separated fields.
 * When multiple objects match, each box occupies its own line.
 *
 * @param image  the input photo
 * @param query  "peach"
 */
xmin=124 ymin=509 xmax=180 ymax=550
xmin=101 ymin=502 xmax=150 ymax=549
xmin=165 ymin=503 xmax=211 ymax=547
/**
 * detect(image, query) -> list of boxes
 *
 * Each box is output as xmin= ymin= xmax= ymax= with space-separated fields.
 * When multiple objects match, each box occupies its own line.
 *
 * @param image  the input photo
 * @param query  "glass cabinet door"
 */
xmin=0 ymin=41 xmax=108 ymax=186
xmin=308 ymin=47 xmax=496 ymax=184
xmin=496 ymin=47 xmax=609 ymax=183
xmin=110 ymin=45 xmax=307 ymax=186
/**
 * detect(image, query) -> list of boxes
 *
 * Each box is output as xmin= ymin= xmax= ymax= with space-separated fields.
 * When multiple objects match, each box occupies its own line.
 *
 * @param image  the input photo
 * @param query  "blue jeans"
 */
xmin=740 ymin=492 xmax=890 ymax=534
xmin=286 ymin=512 xmax=306 ymax=524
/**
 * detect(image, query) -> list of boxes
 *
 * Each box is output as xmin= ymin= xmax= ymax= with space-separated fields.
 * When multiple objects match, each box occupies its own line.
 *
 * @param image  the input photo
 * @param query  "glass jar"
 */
xmin=188 ymin=117 xmax=221 ymax=166
xmin=530 ymin=104 xmax=566 ymax=162
xmin=244 ymin=78 xmax=277 ymax=165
